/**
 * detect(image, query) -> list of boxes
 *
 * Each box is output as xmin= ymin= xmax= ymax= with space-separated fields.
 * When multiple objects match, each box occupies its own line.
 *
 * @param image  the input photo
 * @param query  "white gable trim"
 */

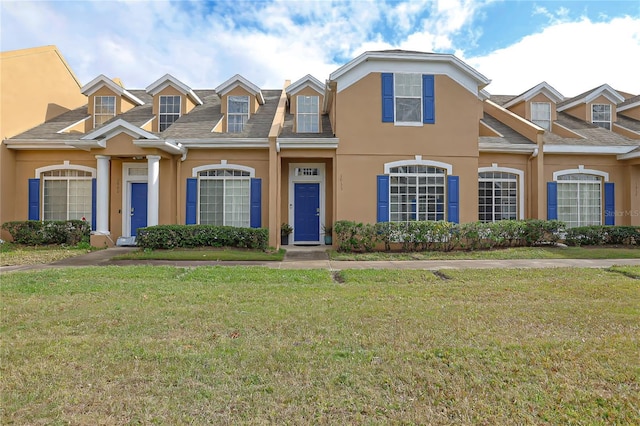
xmin=330 ymin=51 xmax=490 ymax=96
xmin=56 ymin=116 xmax=91 ymax=134
xmin=81 ymin=74 xmax=145 ymax=105
xmin=81 ymin=119 xmax=159 ymax=141
xmin=215 ymin=74 xmax=264 ymax=105
xmin=145 ymin=74 xmax=203 ymax=105
xmin=617 ymin=99 xmax=640 ymax=112
xmin=558 ymin=84 xmax=625 ymax=112
xmin=502 ymin=82 xmax=564 ymax=109
xmin=287 ymin=74 xmax=324 ymax=96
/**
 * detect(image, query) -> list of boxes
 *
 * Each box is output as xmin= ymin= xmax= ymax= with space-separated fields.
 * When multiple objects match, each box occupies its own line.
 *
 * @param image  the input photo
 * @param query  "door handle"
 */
xmin=130 ymin=207 xmax=134 ymax=216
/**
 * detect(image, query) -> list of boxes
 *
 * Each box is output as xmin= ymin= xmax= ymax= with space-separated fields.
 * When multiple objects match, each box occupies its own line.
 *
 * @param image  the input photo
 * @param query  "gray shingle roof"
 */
xmin=488 ymin=95 xmax=516 ymax=106
xmin=615 ymin=115 xmax=640 ymax=133
xmin=480 ymin=113 xmax=535 ymax=145
xmin=545 ymin=112 xmax=638 ymax=146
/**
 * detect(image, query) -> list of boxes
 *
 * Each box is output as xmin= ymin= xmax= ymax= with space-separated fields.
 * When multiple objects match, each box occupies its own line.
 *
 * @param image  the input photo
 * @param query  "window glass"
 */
xmin=42 ymin=170 xmax=93 ymax=222
xmin=388 ymin=166 xmax=445 ymax=222
xmin=94 ymin=96 xmax=116 ymax=127
xmin=159 ymin=95 xmax=181 ymax=131
xmin=557 ymin=173 xmax=602 ymax=227
xmin=478 ymin=172 xmax=518 ymax=222
xmin=297 ymin=95 xmax=319 ymax=133
xmin=198 ymin=169 xmax=251 ymax=227
xmin=394 ymin=74 xmax=421 ymax=123
xmin=531 ymin=102 xmax=551 ymax=130
xmin=228 ymin=96 xmax=249 ymax=132
xmin=592 ymin=104 xmax=611 ymax=130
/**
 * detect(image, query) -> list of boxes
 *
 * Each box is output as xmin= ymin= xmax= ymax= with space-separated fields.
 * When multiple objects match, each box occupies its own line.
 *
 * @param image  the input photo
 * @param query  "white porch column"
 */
xmin=95 ymin=155 xmax=110 ymax=234
xmin=146 ymin=155 xmax=161 ymax=227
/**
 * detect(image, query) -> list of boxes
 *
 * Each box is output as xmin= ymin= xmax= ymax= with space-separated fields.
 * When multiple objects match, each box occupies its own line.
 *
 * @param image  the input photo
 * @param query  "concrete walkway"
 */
xmin=2 ymin=246 xmax=640 ymax=273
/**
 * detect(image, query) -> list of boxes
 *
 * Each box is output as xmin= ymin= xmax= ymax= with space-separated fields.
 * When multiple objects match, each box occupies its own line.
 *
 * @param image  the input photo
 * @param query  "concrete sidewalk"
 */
xmin=2 ymin=246 xmax=640 ymax=273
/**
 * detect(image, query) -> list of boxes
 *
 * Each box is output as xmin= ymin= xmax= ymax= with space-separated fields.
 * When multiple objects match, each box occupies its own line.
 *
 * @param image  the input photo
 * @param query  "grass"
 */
xmin=2 ymin=266 xmax=639 ymax=424
xmin=113 ymin=247 xmax=286 ymax=261
xmin=329 ymin=245 xmax=640 ymax=261
xmin=0 ymin=242 xmax=95 ymax=266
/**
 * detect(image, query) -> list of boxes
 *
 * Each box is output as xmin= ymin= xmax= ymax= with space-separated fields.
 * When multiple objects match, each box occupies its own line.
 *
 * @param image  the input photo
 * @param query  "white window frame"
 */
xmin=192 ymin=163 xmax=255 ymax=227
xmin=93 ymin=96 xmax=116 ymax=128
xmin=394 ymin=73 xmax=422 ymax=126
xmin=35 ymin=163 xmax=96 ymax=222
xmin=159 ymin=95 xmax=181 ymax=131
xmin=591 ymin=104 xmax=611 ymax=130
xmin=478 ymin=165 xmax=524 ymax=221
xmin=227 ymin=95 xmax=250 ymax=133
xmin=554 ymin=167 xmax=608 ymax=228
xmin=384 ymin=159 xmax=451 ymax=223
xmin=531 ymin=102 xmax=551 ymax=131
xmin=296 ymin=95 xmax=319 ymax=133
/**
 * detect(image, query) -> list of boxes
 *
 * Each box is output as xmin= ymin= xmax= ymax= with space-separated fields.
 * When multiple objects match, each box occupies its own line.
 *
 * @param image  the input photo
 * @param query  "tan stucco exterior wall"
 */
xmin=619 ymin=106 xmax=640 ymax=121
xmin=544 ymin=154 xmax=632 ymax=225
xmin=1 ymin=46 xmax=86 ymax=235
xmin=333 ymin=73 xmax=482 ymax=224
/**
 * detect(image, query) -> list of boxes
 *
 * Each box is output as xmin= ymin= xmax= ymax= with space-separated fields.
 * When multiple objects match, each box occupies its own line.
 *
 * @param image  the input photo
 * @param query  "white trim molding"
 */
xmin=553 ymin=165 xmax=609 ymax=182
xmin=191 ymin=163 xmax=256 ymax=177
xmin=384 ymin=158 xmax=453 ymax=175
xmin=478 ymin=164 xmax=525 ymax=220
xmin=35 ymin=162 xmax=96 ymax=178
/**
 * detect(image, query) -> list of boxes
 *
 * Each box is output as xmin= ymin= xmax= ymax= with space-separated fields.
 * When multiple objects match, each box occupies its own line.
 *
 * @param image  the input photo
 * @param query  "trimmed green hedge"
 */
xmin=136 ymin=225 xmax=269 ymax=250
xmin=335 ymin=219 xmax=573 ymax=252
xmin=1 ymin=220 xmax=90 ymax=245
xmin=565 ymin=226 xmax=640 ymax=246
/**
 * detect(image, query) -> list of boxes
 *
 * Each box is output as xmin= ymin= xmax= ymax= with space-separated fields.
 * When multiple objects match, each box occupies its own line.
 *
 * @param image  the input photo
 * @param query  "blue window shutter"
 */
xmin=423 ymin=74 xmax=435 ymax=124
xmin=547 ymin=182 xmax=558 ymax=220
xmin=250 ymin=178 xmax=262 ymax=228
xmin=28 ymin=178 xmax=40 ymax=221
xmin=381 ymin=73 xmax=394 ymax=123
xmin=91 ymin=178 xmax=97 ymax=231
xmin=186 ymin=178 xmax=197 ymax=225
xmin=447 ymin=175 xmax=459 ymax=223
xmin=377 ymin=175 xmax=389 ymax=222
xmin=604 ymin=182 xmax=615 ymax=225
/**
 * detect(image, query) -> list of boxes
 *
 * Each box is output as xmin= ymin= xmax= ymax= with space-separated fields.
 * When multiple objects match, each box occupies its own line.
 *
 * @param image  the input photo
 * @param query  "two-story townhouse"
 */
xmin=2 ymin=48 xmax=639 ymax=249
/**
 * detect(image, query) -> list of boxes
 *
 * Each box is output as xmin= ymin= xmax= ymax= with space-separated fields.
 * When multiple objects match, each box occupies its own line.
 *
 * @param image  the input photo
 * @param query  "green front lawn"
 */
xmin=2 ymin=266 xmax=638 ymax=424
xmin=0 ymin=242 xmax=94 ymax=266
xmin=113 ymin=247 xmax=286 ymax=262
xmin=329 ymin=245 xmax=640 ymax=261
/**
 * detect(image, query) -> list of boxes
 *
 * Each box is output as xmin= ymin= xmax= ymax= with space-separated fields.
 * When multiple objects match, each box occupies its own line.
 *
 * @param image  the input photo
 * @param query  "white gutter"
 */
xmin=3 ymin=139 xmax=84 ymax=150
xmin=179 ymin=138 xmax=270 ymax=149
xmin=479 ymin=143 xmax=536 ymax=153
xmin=544 ymin=145 xmax=637 ymax=154
xmin=276 ymin=138 xmax=339 ymax=151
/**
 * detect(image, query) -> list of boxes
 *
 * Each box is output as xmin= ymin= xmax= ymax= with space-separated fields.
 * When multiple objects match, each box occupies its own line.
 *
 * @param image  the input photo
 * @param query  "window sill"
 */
xmin=394 ymin=122 xmax=423 ymax=127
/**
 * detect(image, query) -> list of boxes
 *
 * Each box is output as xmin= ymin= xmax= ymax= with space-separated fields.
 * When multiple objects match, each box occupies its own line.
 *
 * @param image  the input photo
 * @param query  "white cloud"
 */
xmin=1 ymin=0 xmax=638 ymax=99
xmin=466 ymin=16 xmax=640 ymax=96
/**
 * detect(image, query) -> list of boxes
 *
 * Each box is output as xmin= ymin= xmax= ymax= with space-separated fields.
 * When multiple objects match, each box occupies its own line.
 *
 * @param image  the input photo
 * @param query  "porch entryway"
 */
xmin=289 ymin=163 xmax=325 ymax=245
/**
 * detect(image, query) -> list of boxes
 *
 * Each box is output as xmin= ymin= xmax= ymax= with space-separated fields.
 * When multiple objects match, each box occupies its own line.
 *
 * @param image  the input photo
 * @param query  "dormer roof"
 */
xmin=80 ymin=74 xmax=145 ymax=105
xmin=145 ymin=73 xmax=203 ymax=105
xmin=502 ymin=81 xmax=564 ymax=109
xmin=617 ymin=94 xmax=640 ymax=113
xmin=328 ymin=50 xmax=491 ymax=96
xmin=215 ymin=74 xmax=265 ymax=105
xmin=557 ymin=84 xmax=625 ymax=112
xmin=81 ymin=118 xmax=158 ymax=141
xmin=286 ymin=74 xmax=324 ymax=97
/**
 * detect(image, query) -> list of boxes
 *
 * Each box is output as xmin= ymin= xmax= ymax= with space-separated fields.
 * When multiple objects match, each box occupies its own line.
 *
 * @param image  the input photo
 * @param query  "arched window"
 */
xmin=193 ymin=164 xmax=255 ymax=227
xmin=556 ymin=173 xmax=603 ymax=227
xmin=36 ymin=165 xmax=96 ymax=223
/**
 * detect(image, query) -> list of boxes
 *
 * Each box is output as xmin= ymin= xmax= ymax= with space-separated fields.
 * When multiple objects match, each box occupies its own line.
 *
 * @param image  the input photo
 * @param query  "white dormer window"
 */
xmin=592 ymin=104 xmax=611 ymax=130
xmin=159 ymin=95 xmax=181 ymax=131
xmin=395 ymin=74 xmax=422 ymax=123
xmin=228 ymin=96 xmax=249 ymax=133
xmin=297 ymin=95 xmax=319 ymax=133
xmin=531 ymin=102 xmax=551 ymax=130
xmin=94 ymin=96 xmax=116 ymax=127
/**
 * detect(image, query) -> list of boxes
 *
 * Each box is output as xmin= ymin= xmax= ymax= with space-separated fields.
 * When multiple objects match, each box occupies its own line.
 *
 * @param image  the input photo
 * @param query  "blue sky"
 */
xmin=1 ymin=0 xmax=639 ymax=96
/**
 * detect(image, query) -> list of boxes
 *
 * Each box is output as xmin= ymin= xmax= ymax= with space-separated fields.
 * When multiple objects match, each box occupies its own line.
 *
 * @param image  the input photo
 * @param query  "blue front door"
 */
xmin=294 ymin=183 xmax=320 ymax=242
xmin=130 ymin=183 xmax=148 ymax=236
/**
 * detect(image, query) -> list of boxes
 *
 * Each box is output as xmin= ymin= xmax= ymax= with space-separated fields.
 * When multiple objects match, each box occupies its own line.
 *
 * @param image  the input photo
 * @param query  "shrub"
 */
xmin=565 ymin=226 xmax=640 ymax=246
xmin=136 ymin=225 xmax=269 ymax=250
xmin=1 ymin=220 xmax=90 ymax=245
